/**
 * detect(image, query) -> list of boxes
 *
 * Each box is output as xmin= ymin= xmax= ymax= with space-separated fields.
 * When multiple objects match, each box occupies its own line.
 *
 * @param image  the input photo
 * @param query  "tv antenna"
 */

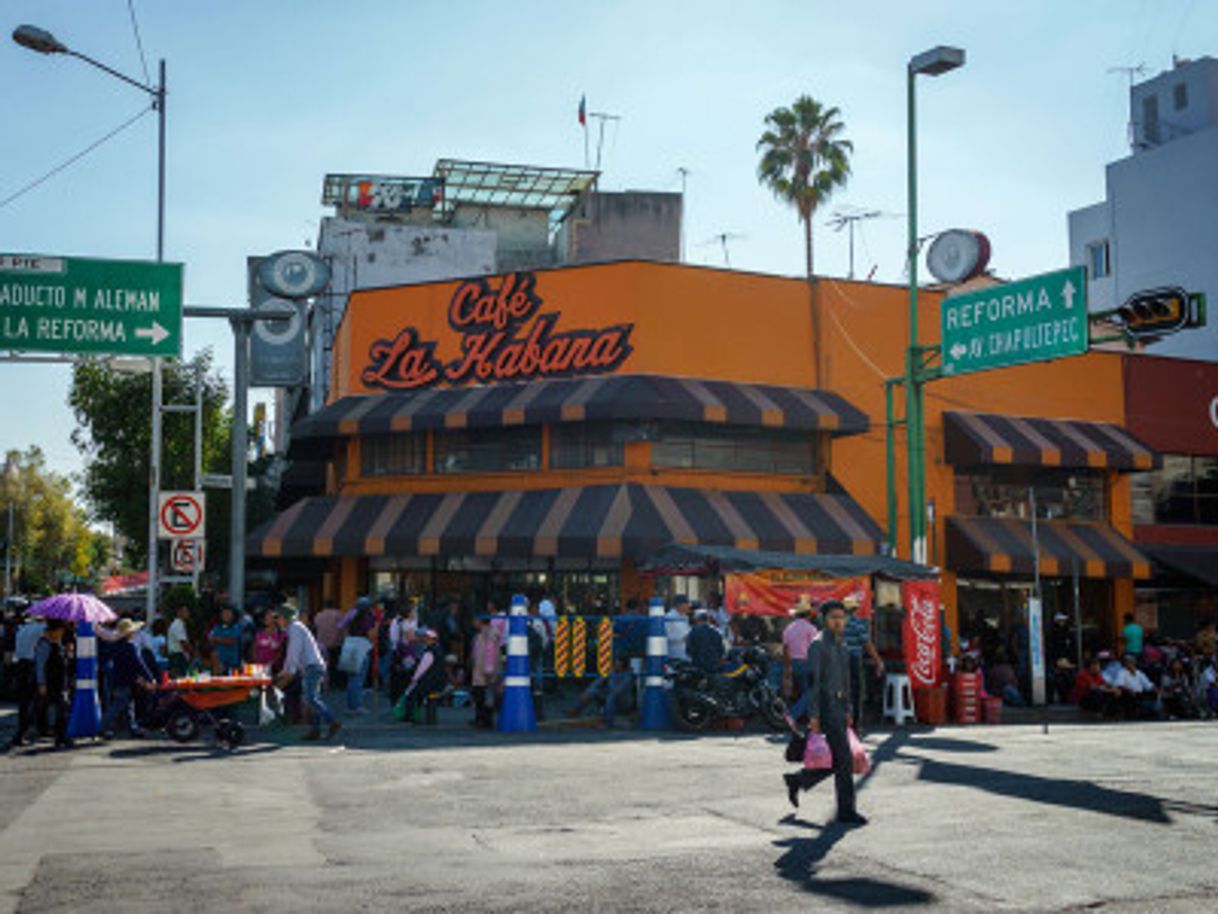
xmin=587 ymin=111 xmax=622 ymax=171
xmin=701 ymin=232 xmax=746 ymax=268
xmin=1107 ymin=64 xmax=1148 ymax=148
xmin=827 ymin=209 xmax=883 ymax=279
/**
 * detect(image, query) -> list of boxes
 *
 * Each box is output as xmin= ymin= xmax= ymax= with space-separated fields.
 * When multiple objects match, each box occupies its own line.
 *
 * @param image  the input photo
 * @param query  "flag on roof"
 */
xmin=578 ymin=94 xmax=586 ymax=127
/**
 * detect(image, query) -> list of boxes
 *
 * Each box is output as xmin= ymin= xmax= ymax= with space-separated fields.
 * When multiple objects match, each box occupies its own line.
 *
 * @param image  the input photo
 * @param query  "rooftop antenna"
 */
xmin=1108 ymin=64 xmax=1147 ymax=148
xmin=827 ymin=209 xmax=883 ymax=279
xmin=700 ymin=232 xmax=745 ymax=268
xmin=587 ymin=110 xmax=622 ymax=171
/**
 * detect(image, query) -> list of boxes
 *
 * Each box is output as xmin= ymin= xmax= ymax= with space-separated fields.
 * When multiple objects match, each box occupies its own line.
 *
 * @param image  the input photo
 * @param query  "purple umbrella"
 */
xmin=28 ymin=592 xmax=118 ymax=624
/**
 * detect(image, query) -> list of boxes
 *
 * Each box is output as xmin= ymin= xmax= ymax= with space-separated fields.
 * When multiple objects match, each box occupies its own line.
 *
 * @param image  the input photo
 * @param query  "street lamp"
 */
xmin=13 ymin=23 xmax=168 ymax=621
xmin=905 ymin=45 xmax=964 ymax=565
xmin=4 ymin=457 xmax=17 ymax=597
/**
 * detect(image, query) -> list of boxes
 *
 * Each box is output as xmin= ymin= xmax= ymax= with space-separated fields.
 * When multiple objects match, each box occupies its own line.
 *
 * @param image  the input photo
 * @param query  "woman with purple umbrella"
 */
xmin=28 ymin=592 xmax=117 ymax=741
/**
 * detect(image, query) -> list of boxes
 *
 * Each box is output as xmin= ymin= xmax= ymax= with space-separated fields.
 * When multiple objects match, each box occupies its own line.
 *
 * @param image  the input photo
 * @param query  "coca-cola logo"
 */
xmin=907 ymin=594 xmax=939 ymax=685
xmin=361 ymin=272 xmax=635 ymax=391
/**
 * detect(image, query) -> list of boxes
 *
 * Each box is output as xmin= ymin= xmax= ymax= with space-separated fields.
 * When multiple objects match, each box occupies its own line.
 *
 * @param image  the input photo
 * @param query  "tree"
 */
xmin=68 ymin=352 xmax=231 ymax=568
xmin=757 ymin=96 xmax=853 ymax=384
xmin=1 ymin=447 xmax=109 ymax=594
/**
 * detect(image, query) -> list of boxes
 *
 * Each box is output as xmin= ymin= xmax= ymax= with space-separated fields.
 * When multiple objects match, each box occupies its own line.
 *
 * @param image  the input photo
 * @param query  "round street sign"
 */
xmin=257 ymin=250 xmax=331 ymax=299
xmin=253 ymin=297 xmax=303 ymax=347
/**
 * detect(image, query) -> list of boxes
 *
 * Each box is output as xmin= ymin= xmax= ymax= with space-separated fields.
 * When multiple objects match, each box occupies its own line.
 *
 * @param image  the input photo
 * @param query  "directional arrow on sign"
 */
xmin=135 ymin=321 xmax=170 ymax=346
xmin=950 ymin=343 xmax=968 ymax=360
xmin=1062 ymin=280 xmax=1076 ymax=310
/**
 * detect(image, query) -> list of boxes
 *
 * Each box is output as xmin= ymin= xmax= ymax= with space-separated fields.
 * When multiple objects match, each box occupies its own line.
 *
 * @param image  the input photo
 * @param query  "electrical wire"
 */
xmin=821 ymin=280 xmax=890 ymax=380
xmin=126 ymin=0 xmax=152 ymax=85
xmin=0 ymin=105 xmax=153 ymax=212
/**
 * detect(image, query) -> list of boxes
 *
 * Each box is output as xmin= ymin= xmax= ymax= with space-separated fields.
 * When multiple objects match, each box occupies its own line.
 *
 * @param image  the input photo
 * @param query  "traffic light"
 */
xmin=1114 ymin=287 xmax=1205 ymax=340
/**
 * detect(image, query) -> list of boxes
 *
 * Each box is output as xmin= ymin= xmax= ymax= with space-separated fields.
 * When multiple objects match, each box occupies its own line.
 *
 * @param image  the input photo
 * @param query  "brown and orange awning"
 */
xmin=249 ymin=484 xmax=883 ymax=561
xmin=943 ymin=411 xmax=1157 ymax=471
xmin=292 ymin=374 xmax=869 ymax=444
xmin=946 ymin=516 xmax=1151 ymax=579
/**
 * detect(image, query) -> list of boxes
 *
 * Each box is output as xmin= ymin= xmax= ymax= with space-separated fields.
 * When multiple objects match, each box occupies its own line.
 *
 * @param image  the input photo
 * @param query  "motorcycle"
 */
xmin=669 ymin=645 xmax=787 ymax=731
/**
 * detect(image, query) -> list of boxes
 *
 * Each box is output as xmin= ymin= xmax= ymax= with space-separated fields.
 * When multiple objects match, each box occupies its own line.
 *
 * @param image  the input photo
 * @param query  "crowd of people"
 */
xmin=964 ymin=611 xmax=1218 ymax=721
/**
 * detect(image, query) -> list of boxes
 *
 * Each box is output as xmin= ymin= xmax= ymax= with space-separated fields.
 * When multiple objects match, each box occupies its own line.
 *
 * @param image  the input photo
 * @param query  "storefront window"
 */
xmin=651 ymin=422 xmax=818 ymax=475
xmin=360 ymin=433 xmax=426 ymax=477
xmin=550 ymin=421 xmax=624 ymax=469
xmin=953 ymin=467 xmax=1105 ymax=521
xmin=434 ymin=426 xmax=542 ymax=474
xmin=1130 ymin=454 xmax=1218 ymax=526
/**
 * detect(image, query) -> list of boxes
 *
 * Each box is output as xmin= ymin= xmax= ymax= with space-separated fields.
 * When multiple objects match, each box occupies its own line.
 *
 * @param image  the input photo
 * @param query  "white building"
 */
xmin=1067 ymin=56 xmax=1218 ymax=361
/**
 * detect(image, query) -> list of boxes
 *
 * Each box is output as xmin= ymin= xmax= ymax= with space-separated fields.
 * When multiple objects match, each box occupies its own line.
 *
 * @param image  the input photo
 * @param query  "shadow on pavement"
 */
xmin=105 ymin=741 xmax=284 ymax=763
xmin=904 ymin=735 xmax=998 ymax=753
xmin=773 ymin=732 xmax=936 ymax=907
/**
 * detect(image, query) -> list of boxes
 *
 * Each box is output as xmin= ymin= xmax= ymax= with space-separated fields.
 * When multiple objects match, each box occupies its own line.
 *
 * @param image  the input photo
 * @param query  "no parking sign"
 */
xmin=158 ymin=491 xmax=206 ymax=540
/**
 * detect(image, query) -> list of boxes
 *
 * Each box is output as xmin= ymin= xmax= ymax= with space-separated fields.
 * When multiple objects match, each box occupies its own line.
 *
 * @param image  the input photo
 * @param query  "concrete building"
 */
xmin=1067 ymin=55 xmax=1218 ymax=361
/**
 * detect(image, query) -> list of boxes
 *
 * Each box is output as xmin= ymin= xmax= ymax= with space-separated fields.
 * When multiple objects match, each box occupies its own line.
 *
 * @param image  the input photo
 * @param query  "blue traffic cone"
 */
xmin=498 ymin=594 xmax=537 ymax=733
xmin=67 ymin=621 xmax=102 ymax=739
xmin=640 ymin=597 xmax=670 ymax=730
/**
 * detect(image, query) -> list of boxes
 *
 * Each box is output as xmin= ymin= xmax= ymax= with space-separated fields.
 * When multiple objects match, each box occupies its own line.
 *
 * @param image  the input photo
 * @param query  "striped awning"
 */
xmin=248 ymin=484 xmax=883 ymax=561
xmin=944 ymin=411 xmax=1157 ymax=471
xmin=946 ymin=516 xmax=1151 ymax=579
xmin=292 ymin=374 xmax=869 ymax=443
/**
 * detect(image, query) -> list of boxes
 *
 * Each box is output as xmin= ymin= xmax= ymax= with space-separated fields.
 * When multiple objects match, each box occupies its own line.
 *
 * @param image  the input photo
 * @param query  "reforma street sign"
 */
xmin=940 ymin=266 xmax=1087 ymax=377
xmin=0 ymin=253 xmax=182 ymax=357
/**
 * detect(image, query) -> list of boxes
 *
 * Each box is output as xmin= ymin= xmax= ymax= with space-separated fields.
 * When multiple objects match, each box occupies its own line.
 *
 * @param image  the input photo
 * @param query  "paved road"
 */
xmin=1 ymin=717 xmax=1216 ymax=913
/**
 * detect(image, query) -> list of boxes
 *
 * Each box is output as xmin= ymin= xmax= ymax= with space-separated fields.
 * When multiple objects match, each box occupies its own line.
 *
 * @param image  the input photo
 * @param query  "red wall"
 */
xmin=1124 ymin=355 xmax=1218 ymax=456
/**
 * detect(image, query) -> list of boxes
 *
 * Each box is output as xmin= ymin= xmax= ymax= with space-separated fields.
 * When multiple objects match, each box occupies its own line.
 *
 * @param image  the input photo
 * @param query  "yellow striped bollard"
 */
xmin=553 ymin=615 xmax=571 ymax=678
xmin=571 ymin=617 xmax=587 ymax=678
xmin=597 ymin=616 xmax=613 ymax=677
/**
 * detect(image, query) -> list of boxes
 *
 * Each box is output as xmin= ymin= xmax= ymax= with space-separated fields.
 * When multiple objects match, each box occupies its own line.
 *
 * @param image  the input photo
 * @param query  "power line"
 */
xmin=126 ymin=0 xmax=152 ymax=85
xmin=0 ymin=105 xmax=154 ymax=212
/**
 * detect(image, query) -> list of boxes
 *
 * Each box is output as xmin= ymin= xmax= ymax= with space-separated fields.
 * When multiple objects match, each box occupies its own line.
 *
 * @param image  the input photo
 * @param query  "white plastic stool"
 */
xmin=883 ymin=673 xmax=915 ymax=725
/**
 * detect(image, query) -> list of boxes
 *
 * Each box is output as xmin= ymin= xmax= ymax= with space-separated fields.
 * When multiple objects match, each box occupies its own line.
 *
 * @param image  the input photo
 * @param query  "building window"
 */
xmin=1086 ymin=240 xmax=1110 ymax=279
xmin=361 ymin=433 xmax=426 ymax=477
xmin=953 ymin=467 xmax=1106 ymax=522
xmin=651 ymin=422 xmax=819 ymax=475
xmin=1173 ymin=82 xmax=1188 ymax=111
xmin=434 ymin=427 xmax=541 ymax=474
xmin=1142 ymin=94 xmax=1160 ymax=145
xmin=550 ymin=421 xmax=624 ymax=469
xmin=1130 ymin=455 xmax=1218 ymax=526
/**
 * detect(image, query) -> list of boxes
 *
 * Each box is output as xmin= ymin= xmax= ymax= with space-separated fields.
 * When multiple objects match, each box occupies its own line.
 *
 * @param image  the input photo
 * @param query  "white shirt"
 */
xmin=1110 ymin=666 xmax=1154 ymax=693
xmin=14 ymin=620 xmax=45 ymax=661
xmin=665 ymin=609 xmax=690 ymax=661
xmin=283 ymin=619 xmax=326 ymax=675
xmin=167 ymin=618 xmax=189 ymax=655
xmin=389 ymin=616 xmax=416 ymax=649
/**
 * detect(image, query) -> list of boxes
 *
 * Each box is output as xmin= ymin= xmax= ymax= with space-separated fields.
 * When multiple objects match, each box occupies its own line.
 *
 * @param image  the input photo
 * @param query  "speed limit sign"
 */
xmin=170 ymin=538 xmax=205 ymax=573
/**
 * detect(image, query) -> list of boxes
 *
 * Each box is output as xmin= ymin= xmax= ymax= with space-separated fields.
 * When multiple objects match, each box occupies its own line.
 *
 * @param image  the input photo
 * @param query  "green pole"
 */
xmin=885 ymin=379 xmax=898 ymax=555
xmin=906 ymin=66 xmax=925 ymax=563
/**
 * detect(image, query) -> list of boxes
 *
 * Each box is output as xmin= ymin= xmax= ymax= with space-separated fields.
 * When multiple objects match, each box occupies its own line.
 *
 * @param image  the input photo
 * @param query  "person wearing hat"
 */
xmin=396 ymin=627 xmax=448 ymax=724
xmin=783 ymin=600 xmax=867 ymax=826
xmin=100 ymin=618 xmax=156 ymax=740
xmin=276 ymin=603 xmax=342 ymax=741
xmin=782 ymin=595 xmax=819 ymax=720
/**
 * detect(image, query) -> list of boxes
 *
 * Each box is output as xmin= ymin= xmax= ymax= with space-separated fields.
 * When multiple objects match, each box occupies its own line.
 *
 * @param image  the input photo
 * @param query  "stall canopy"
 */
xmin=946 ymin=516 xmax=1151 ymax=579
xmin=944 ymin=411 xmax=1158 ymax=471
xmin=248 ymin=484 xmax=883 ymax=561
xmin=639 ymin=542 xmax=936 ymax=579
xmin=290 ymin=374 xmax=869 ymax=448
xmin=1142 ymin=544 xmax=1218 ymax=587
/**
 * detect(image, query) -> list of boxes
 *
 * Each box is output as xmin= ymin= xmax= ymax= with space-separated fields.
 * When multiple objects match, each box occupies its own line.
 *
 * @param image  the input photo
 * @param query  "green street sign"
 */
xmin=940 ymin=266 xmax=1087 ymax=377
xmin=0 ymin=253 xmax=182 ymax=357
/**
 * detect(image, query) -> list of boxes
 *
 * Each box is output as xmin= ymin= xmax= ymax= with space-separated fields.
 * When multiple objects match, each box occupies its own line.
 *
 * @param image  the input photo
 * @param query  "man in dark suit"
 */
xmin=783 ymin=600 xmax=867 ymax=826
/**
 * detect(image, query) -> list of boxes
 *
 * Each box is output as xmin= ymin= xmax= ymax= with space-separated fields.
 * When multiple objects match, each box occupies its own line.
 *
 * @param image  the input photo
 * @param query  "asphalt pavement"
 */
xmin=1 ymin=701 xmax=1216 ymax=913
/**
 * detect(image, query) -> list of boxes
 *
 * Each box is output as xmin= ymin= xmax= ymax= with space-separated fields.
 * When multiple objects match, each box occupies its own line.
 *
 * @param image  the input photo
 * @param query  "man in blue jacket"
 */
xmin=101 ymin=618 xmax=155 ymax=739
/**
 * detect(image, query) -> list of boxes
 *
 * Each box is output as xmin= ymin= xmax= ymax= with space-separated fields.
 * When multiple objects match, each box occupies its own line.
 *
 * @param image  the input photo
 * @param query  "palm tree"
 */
xmin=757 ymin=96 xmax=852 ymax=384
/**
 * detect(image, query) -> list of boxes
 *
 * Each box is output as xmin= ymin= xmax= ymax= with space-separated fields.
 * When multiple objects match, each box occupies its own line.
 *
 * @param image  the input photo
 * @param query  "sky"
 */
xmin=1 ymin=0 xmax=1213 ymax=486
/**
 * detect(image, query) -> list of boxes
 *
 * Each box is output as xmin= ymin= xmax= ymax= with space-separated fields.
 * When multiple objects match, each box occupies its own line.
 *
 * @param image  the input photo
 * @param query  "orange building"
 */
xmin=253 ymin=260 xmax=1158 ymax=660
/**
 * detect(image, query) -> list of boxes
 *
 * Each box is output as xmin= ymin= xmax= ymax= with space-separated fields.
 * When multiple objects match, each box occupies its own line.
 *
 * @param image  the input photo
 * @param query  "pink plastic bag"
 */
xmin=803 ymin=732 xmax=833 ymax=770
xmin=848 ymin=728 xmax=870 ymax=775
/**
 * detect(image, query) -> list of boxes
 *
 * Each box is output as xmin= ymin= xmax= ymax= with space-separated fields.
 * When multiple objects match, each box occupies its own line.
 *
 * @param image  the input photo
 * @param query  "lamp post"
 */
xmin=906 ymin=45 xmax=964 ymax=564
xmin=4 ymin=457 xmax=17 ymax=597
xmin=13 ymin=24 xmax=168 ymax=621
